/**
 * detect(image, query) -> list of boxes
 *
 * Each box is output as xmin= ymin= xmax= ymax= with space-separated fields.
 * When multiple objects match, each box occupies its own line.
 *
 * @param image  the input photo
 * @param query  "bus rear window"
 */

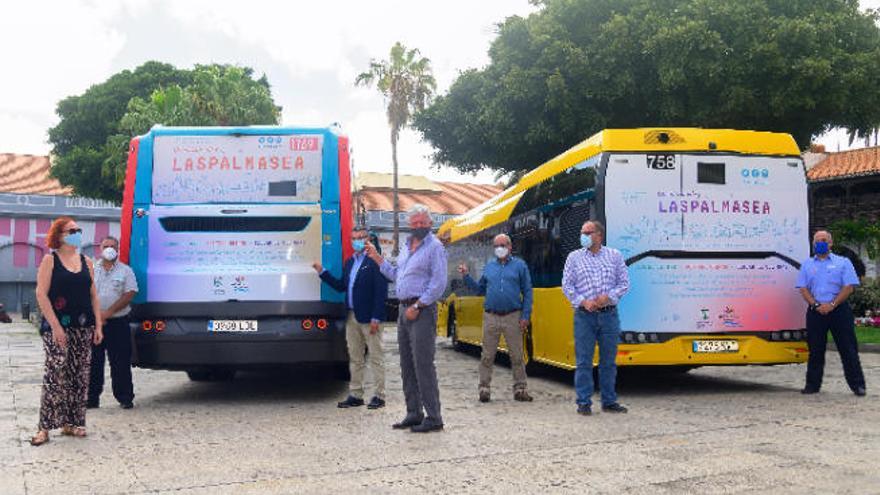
xmin=151 ymin=134 xmax=323 ymax=204
xmin=159 ymin=216 xmax=311 ymax=232
xmin=697 ymin=162 xmax=725 ymax=184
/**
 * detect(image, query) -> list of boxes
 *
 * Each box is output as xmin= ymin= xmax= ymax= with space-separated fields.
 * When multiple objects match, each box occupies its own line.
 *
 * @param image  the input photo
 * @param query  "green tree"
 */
xmin=356 ymin=42 xmax=436 ymax=256
xmin=415 ymin=0 xmax=880 ymax=176
xmin=49 ymin=63 xmax=279 ymax=202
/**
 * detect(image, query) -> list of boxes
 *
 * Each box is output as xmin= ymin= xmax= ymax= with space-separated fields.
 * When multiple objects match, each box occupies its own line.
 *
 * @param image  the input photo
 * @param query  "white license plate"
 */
xmin=692 ymin=340 xmax=739 ymax=353
xmin=208 ymin=320 xmax=258 ymax=332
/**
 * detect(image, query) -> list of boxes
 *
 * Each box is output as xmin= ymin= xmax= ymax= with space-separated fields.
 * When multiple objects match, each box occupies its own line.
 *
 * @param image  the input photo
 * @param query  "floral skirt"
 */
xmin=38 ymin=326 xmax=94 ymax=430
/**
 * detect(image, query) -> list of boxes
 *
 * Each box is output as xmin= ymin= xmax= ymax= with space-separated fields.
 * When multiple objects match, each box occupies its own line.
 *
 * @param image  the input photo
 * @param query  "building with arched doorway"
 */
xmin=808 ymin=146 xmax=880 ymax=278
xmin=0 ymin=154 xmax=120 ymax=314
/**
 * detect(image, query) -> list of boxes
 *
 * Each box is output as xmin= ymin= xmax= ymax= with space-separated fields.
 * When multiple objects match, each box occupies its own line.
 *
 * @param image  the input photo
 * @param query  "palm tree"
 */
xmin=356 ymin=42 xmax=436 ymax=256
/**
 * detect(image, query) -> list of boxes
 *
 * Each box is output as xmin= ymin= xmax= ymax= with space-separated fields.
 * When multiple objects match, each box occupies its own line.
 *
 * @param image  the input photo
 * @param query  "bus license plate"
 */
xmin=209 ymin=320 xmax=258 ymax=332
xmin=692 ymin=340 xmax=738 ymax=353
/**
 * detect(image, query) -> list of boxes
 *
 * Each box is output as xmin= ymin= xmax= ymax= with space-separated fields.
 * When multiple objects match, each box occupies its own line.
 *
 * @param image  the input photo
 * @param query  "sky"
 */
xmin=1 ymin=0 xmax=879 ymax=186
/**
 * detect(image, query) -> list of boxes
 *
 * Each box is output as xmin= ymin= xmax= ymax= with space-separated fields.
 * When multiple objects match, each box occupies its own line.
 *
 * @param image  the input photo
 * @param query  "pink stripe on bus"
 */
xmin=0 ymin=217 xmax=10 ymax=237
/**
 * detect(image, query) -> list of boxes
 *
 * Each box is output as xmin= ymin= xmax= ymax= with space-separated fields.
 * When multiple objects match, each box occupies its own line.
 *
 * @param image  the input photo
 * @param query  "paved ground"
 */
xmin=2 ymin=320 xmax=879 ymax=494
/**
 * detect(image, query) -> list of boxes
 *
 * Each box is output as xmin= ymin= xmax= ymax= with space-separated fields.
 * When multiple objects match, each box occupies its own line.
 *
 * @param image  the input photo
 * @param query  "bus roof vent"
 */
xmin=644 ymin=130 xmax=684 ymax=145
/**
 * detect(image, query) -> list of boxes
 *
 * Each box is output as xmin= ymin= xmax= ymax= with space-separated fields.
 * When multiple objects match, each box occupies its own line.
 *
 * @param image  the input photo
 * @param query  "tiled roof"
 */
xmin=807 ymin=146 xmax=880 ymax=182
xmin=0 ymin=154 xmax=71 ymax=195
xmin=357 ymin=176 xmax=502 ymax=215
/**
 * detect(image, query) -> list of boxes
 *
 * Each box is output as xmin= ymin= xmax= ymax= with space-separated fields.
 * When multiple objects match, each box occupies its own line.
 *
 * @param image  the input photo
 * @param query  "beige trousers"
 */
xmin=346 ymin=312 xmax=385 ymax=400
xmin=479 ymin=311 xmax=527 ymax=393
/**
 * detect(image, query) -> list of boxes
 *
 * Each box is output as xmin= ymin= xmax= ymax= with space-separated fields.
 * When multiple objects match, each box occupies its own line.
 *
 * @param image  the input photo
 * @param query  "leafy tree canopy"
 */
xmin=415 ymin=0 xmax=880 ymax=175
xmin=49 ymin=63 xmax=279 ymax=202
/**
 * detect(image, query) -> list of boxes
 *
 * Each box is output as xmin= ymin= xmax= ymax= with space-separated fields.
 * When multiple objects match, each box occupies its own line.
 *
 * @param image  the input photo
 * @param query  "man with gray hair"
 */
xmin=88 ymin=235 xmax=138 ymax=409
xmin=366 ymin=204 xmax=447 ymax=433
xmin=458 ymin=233 xmax=534 ymax=402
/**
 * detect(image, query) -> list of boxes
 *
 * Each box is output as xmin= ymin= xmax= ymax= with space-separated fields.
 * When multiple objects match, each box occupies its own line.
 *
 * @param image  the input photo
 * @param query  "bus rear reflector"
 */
xmin=142 ymin=320 xmax=153 ymax=331
xmin=302 ymin=319 xmax=314 ymax=330
xmin=155 ymin=320 xmax=166 ymax=332
xmin=317 ymin=319 xmax=328 ymax=330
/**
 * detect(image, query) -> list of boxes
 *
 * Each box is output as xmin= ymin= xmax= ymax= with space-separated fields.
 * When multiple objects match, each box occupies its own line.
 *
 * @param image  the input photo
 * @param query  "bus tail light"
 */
xmin=316 ymin=319 xmax=328 ymax=330
xmin=302 ymin=319 xmax=314 ymax=330
xmin=142 ymin=320 xmax=153 ymax=331
xmin=155 ymin=320 xmax=166 ymax=332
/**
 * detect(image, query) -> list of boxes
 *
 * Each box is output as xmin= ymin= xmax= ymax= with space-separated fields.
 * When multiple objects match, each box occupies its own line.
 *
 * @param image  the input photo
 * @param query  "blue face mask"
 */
xmin=64 ymin=231 xmax=82 ymax=248
xmin=580 ymin=234 xmax=593 ymax=249
xmin=352 ymin=239 xmax=365 ymax=252
xmin=814 ymin=241 xmax=829 ymax=255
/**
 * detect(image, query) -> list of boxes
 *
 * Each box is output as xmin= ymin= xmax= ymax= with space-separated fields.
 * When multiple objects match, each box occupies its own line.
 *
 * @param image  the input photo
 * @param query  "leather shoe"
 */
xmin=801 ymin=387 xmax=819 ymax=395
xmin=854 ymin=387 xmax=866 ymax=397
xmin=479 ymin=390 xmax=490 ymax=403
xmin=337 ymin=396 xmax=365 ymax=408
xmin=514 ymin=390 xmax=533 ymax=402
xmin=86 ymin=401 xmax=99 ymax=409
xmin=577 ymin=405 xmax=592 ymax=416
xmin=120 ymin=402 xmax=134 ymax=410
xmin=392 ymin=417 xmax=424 ymax=429
xmin=410 ymin=422 xmax=444 ymax=433
xmin=366 ymin=396 xmax=385 ymax=409
xmin=602 ymin=403 xmax=628 ymax=413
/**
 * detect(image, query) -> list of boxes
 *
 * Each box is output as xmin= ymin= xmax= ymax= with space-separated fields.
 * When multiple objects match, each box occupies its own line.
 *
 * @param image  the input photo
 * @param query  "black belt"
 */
xmin=578 ymin=306 xmax=617 ymax=313
xmin=485 ymin=309 xmax=520 ymax=316
xmin=400 ymin=298 xmax=420 ymax=306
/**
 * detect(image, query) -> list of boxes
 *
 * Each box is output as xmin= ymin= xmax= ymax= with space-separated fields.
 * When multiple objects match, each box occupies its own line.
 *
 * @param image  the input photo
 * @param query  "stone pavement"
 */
xmin=2 ymin=320 xmax=879 ymax=494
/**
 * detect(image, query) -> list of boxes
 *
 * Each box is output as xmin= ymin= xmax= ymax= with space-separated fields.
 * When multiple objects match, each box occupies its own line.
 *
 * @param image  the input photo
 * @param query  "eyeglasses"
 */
xmin=582 ymin=231 xmax=596 ymax=235
xmin=65 ymin=228 xmax=83 ymax=235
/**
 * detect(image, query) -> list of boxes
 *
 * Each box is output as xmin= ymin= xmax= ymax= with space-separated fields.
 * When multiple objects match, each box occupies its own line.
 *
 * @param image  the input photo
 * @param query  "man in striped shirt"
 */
xmin=562 ymin=221 xmax=630 ymax=416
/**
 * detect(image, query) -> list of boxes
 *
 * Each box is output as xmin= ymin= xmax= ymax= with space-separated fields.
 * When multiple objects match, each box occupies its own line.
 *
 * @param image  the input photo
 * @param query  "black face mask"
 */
xmin=412 ymin=227 xmax=430 ymax=240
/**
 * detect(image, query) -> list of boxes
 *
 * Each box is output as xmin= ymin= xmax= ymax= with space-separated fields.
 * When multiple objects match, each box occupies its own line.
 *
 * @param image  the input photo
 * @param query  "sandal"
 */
xmin=30 ymin=430 xmax=49 ymax=446
xmin=61 ymin=426 xmax=87 ymax=437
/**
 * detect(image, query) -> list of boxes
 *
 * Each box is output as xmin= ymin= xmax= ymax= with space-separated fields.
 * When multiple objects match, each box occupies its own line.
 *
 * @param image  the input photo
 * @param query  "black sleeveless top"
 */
xmin=48 ymin=252 xmax=95 ymax=328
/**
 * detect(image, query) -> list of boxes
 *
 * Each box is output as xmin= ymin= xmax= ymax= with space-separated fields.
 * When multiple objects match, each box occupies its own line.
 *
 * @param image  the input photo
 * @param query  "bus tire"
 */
xmin=448 ymin=306 xmax=463 ymax=351
xmin=524 ymin=331 xmax=539 ymax=375
xmin=186 ymin=367 xmax=236 ymax=382
xmin=333 ymin=362 xmax=351 ymax=381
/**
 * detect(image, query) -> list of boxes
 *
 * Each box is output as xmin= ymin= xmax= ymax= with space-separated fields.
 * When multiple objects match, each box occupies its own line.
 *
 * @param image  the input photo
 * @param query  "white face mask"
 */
xmin=494 ymin=246 xmax=509 ymax=259
xmin=102 ymin=247 xmax=118 ymax=261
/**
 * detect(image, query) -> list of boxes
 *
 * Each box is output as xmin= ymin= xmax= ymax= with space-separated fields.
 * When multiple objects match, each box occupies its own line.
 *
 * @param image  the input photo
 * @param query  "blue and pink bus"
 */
xmin=120 ymin=125 xmax=353 ymax=380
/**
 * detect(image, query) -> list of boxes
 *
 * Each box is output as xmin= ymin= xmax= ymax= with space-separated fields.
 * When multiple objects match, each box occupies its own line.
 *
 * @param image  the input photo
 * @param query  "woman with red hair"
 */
xmin=30 ymin=216 xmax=103 ymax=446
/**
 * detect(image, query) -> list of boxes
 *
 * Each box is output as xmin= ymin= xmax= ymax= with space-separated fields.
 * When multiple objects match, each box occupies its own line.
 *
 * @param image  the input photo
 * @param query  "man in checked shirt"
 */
xmin=562 ymin=221 xmax=630 ymax=416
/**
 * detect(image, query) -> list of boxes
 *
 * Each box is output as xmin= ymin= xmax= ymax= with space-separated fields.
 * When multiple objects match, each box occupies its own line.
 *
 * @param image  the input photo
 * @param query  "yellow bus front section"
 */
xmin=439 ymin=288 xmax=808 ymax=370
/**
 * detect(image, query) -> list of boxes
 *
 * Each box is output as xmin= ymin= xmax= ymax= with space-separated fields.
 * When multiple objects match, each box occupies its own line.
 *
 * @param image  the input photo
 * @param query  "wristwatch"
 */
xmin=810 ymin=302 xmax=821 ymax=311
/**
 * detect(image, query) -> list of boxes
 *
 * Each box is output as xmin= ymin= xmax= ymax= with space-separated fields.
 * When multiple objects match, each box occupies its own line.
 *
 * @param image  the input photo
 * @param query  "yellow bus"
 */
xmin=437 ymin=128 xmax=810 ymax=370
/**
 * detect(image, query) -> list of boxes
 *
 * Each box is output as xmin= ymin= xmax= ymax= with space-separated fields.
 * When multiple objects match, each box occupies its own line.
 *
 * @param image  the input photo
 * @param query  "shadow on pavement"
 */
xmin=143 ymin=367 xmax=349 ymax=405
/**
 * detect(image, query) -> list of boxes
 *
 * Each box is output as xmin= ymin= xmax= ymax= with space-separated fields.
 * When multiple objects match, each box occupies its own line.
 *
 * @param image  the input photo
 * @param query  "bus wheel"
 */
xmin=186 ymin=368 xmax=236 ymax=381
xmin=333 ymin=362 xmax=351 ymax=381
xmin=524 ymin=331 xmax=539 ymax=375
xmin=448 ymin=307 xmax=463 ymax=351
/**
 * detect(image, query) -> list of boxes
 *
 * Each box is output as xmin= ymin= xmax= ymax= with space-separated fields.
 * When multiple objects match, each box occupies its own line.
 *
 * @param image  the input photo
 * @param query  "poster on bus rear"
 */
xmin=152 ymin=134 xmax=323 ymax=204
xmin=604 ymin=153 xmax=809 ymax=333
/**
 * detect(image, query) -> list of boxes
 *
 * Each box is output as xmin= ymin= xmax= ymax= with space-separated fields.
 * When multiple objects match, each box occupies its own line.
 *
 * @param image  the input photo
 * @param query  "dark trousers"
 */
xmin=805 ymin=303 xmax=866 ymax=392
xmin=398 ymin=303 xmax=442 ymax=425
xmin=88 ymin=316 xmax=134 ymax=405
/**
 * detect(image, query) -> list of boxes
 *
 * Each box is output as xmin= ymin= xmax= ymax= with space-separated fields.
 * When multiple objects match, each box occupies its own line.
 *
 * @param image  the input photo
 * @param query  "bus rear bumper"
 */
xmin=131 ymin=317 xmax=348 ymax=370
xmin=614 ymin=334 xmax=809 ymax=366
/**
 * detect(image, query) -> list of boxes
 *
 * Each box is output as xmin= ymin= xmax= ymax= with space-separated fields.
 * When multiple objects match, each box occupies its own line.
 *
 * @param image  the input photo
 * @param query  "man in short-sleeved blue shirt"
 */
xmin=796 ymin=230 xmax=866 ymax=396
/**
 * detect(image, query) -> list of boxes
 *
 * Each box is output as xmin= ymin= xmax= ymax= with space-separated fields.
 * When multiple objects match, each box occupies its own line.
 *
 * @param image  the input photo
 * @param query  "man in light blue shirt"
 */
xmin=458 ymin=233 xmax=533 ymax=403
xmin=366 ymin=204 xmax=447 ymax=433
xmin=796 ymin=230 xmax=866 ymax=396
